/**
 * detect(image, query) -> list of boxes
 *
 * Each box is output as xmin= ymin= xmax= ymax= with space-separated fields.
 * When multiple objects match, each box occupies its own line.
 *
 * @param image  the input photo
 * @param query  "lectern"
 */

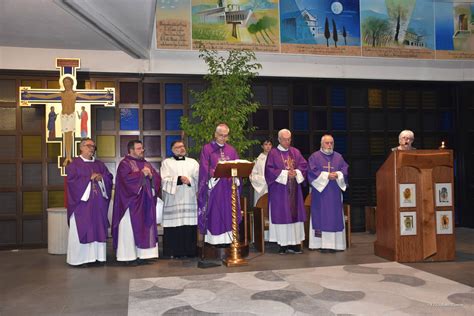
xmin=375 ymin=150 xmax=455 ymax=262
xmin=214 ymin=160 xmax=254 ymax=267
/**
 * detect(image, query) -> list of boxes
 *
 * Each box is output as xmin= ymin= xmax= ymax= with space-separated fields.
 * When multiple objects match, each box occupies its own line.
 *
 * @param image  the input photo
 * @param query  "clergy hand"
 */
xmin=288 ymin=170 xmax=297 ymax=178
xmin=181 ymin=176 xmax=190 ymax=185
xmin=142 ymin=167 xmax=152 ymax=177
xmin=328 ymin=172 xmax=338 ymax=180
xmin=91 ymin=173 xmax=103 ymax=181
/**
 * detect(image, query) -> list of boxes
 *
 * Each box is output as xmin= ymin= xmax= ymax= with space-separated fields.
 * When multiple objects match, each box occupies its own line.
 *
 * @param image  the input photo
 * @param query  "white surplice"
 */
xmin=160 ymin=157 xmax=199 ymax=227
xmin=250 ymin=153 xmax=268 ymax=207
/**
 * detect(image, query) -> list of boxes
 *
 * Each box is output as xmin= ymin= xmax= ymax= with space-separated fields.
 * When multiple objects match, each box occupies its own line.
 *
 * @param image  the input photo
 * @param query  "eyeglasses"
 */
xmin=83 ymin=144 xmax=96 ymax=148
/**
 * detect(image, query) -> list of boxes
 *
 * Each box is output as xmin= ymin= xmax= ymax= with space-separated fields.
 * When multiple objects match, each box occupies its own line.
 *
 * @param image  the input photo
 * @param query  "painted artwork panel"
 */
xmin=435 ymin=183 xmax=452 ymax=207
xmin=156 ymin=0 xmax=192 ymax=49
xmin=436 ymin=210 xmax=453 ymax=234
xmin=435 ymin=1 xmax=474 ymax=59
xmin=400 ymin=211 xmax=417 ymax=235
xmin=399 ymin=183 xmax=416 ymax=208
xmin=192 ymin=0 xmax=280 ymax=52
xmin=280 ymin=0 xmax=361 ymax=56
xmin=361 ymin=0 xmax=435 ymax=59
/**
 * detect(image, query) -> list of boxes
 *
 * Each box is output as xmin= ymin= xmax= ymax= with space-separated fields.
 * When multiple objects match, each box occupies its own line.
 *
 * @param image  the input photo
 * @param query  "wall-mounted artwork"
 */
xmin=435 ymin=2 xmax=474 ymax=59
xmin=191 ymin=0 xmax=280 ymax=52
xmin=436 ymin=210 xmax=453 ymax=234
xmin=280 ymin=0 xmax=361 ymax=56
xmin=156 ymin=0 xmax=192 ymax=50
xmin=19 ymin=58 xmax=115 ymax=176
xmin=435 ymin=183 xmax=452 ymax=207
xmin=399 ymin=183 xmax=416 ymax=208
xmin=360 ymin=0 xmax=435 ymax=59
xmin=400 ymin=211 xmax=417 ymax=235
xmin=154 ymin=0 xmax=474 ymax=60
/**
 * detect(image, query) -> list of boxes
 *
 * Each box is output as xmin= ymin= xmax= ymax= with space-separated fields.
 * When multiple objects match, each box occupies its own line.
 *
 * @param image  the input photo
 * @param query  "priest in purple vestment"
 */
xmin=265 ymin=129 xmax=307 ymax=254
xmin=307 ymin=134 xmax=349 ymax=252
xmin=197 ymin=123 xmax=241 ymax=245
xmin=66 ymin=138 xmax=113 ymax=266
xmin=112 ymin=140 xmax=161 ymax=263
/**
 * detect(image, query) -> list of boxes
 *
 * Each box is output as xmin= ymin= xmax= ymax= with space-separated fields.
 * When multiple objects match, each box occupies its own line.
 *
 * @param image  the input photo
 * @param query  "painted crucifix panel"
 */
xmin=19 ymin=58 xmax=116 ymax=175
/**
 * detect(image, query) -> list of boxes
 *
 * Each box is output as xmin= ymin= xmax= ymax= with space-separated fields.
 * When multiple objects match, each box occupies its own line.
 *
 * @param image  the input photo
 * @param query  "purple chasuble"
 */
xmin=112 ymin=155 xmax=161 ymax=249
xmin=265 ymin=147 xmax=307 ymax=224
xmin=197 ymin=141 xmax=241 ymax=235
xmin=66 ymin=157 xmax=113 ymax=244
xmin=307 ymin=150 xmax=348 ymax=233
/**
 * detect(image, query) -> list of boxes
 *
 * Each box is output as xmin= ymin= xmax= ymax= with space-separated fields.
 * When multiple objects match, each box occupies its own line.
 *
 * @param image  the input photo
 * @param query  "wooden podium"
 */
xmin=375 ymin=150 xmax=455 ymax=262
xmin=214 ymin=161 xmax=254 ymax=267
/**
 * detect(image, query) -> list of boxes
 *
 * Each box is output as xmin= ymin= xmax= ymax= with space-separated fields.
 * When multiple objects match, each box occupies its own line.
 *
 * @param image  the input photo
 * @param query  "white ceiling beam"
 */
xmin=54 ymin=0 xmax=152 ymax=59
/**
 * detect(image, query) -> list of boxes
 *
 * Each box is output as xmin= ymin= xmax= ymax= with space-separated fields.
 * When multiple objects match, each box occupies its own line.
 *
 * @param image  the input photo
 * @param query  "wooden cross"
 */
xmin=19 ymin=58 xmax=115 ymax=176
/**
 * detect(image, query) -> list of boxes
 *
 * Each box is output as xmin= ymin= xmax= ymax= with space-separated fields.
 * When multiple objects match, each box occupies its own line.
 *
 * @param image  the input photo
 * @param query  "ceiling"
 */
xmin=0 ymin=0 xmax=157 ymax=59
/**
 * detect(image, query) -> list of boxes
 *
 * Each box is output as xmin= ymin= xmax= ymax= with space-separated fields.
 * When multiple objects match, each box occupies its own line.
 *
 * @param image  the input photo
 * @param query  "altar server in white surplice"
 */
xmin=250 ymin=139 xmax=273 ymax=207
xmin=160 ymin=140 xmax=199 ymax=258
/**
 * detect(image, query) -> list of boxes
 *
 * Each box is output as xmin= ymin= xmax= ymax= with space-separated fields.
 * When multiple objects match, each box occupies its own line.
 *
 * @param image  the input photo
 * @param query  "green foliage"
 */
xmin=248 ymin=16 xmax=277 ymax=44
xmin=362 ymin=16 xmax=391 ymax=47
xmin=181 ymin=46 xmax=262 ymax=157
xmin=324 ymin=17 xmax=330 ymax=47
xmin=192 ymin=24 xmax=227 ymax=41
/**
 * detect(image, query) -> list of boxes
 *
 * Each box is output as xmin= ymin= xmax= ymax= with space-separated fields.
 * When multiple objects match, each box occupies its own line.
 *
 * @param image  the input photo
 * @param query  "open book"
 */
xmin=217 ymin=159 xmax=253 ymax=164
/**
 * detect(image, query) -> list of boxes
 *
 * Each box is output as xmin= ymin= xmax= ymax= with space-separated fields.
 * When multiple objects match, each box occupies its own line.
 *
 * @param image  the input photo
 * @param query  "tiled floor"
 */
xmin=1 ymin=229 xmax=472 ymax=315
xmin=129 ymin=262 xmax=474 ymax=315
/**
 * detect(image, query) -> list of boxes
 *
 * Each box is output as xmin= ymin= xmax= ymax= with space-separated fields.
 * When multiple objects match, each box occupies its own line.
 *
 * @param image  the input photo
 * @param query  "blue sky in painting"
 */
xmin=408 ymin=0 xmax=435 ymax=49
xmin=435 ymin=1 xmax=454 ymax=50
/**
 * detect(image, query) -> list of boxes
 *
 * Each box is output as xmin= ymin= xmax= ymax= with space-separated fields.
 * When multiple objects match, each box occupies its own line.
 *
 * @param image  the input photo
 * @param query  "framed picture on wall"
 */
xmin=399 ymin=184 xmax=416 ymax=208
xmin=400 ymin=211 xmax=417 ymax=236
xmin=435 ymin=183 xmax=452 ymax=207
xmin=436 ymin=211 xmax=453 ymax=234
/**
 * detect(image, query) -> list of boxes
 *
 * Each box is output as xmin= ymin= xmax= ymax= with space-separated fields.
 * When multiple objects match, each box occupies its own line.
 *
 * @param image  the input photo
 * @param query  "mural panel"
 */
xmin=280 ymin=0 xmax=361 ymax=56
xmin=360 ymin=0 xmax=435 ymax=59
xmin=191 ymin=0 xmax=280 ymax=52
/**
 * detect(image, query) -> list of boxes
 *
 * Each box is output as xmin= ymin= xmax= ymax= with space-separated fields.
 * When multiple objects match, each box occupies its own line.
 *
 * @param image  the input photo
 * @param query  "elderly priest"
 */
xmin=66 ymin=138 xmax=113 ymax=266
xmin=265 ymin=129 xmax=307 ymax=254
xmin=307 ymin=134 xmax=349 ymax=252
xmin=197 ymin=123 xmax=241 ymax=246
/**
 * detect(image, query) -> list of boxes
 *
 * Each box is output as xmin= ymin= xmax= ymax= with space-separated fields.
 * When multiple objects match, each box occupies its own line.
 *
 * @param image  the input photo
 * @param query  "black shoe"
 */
xmin=317 ymin=248 xmax=330 ymax=253
xmin=287 ymin=245 xmax=303 ymax=254
xmin=278 ymin=246 xmax=288 ymax=255
xmin=292 ymin=245 xmax=303 ymax=254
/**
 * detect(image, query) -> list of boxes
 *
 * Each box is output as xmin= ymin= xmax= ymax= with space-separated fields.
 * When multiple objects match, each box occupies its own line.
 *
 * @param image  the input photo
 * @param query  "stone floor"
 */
xmin=129 ymin=262 xmax=474 ymax=315
xmin=0 ymin=229 xmax=473 ymax=315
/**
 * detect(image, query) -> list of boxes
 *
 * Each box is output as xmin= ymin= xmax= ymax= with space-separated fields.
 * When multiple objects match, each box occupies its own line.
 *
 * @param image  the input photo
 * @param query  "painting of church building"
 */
xmin=435 ymin=1 xmax=474 ymax=59
xmin=191 ymin=0 xmax=280 ymax=52
xmin=361 ymin=0 xmax=435 ymax=59
xmin=452 ymin=3 xmax=474 ymax=52
xmin=280 ymin=0 xmax=361 ymax=56
xmin=281 ymin=8 xmax=319 ymax=43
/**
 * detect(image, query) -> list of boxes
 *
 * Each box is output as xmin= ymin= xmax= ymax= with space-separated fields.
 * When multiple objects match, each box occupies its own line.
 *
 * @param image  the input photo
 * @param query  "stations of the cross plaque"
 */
xmin=19 ymin=58 xmax=116 ymax=176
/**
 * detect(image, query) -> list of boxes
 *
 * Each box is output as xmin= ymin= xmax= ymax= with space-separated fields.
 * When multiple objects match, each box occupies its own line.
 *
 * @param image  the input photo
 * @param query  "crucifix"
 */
xmin=323 ymin=161 xmax=333 ymax=173
xmin=19 ymin=58 xmax=116 ymax=176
